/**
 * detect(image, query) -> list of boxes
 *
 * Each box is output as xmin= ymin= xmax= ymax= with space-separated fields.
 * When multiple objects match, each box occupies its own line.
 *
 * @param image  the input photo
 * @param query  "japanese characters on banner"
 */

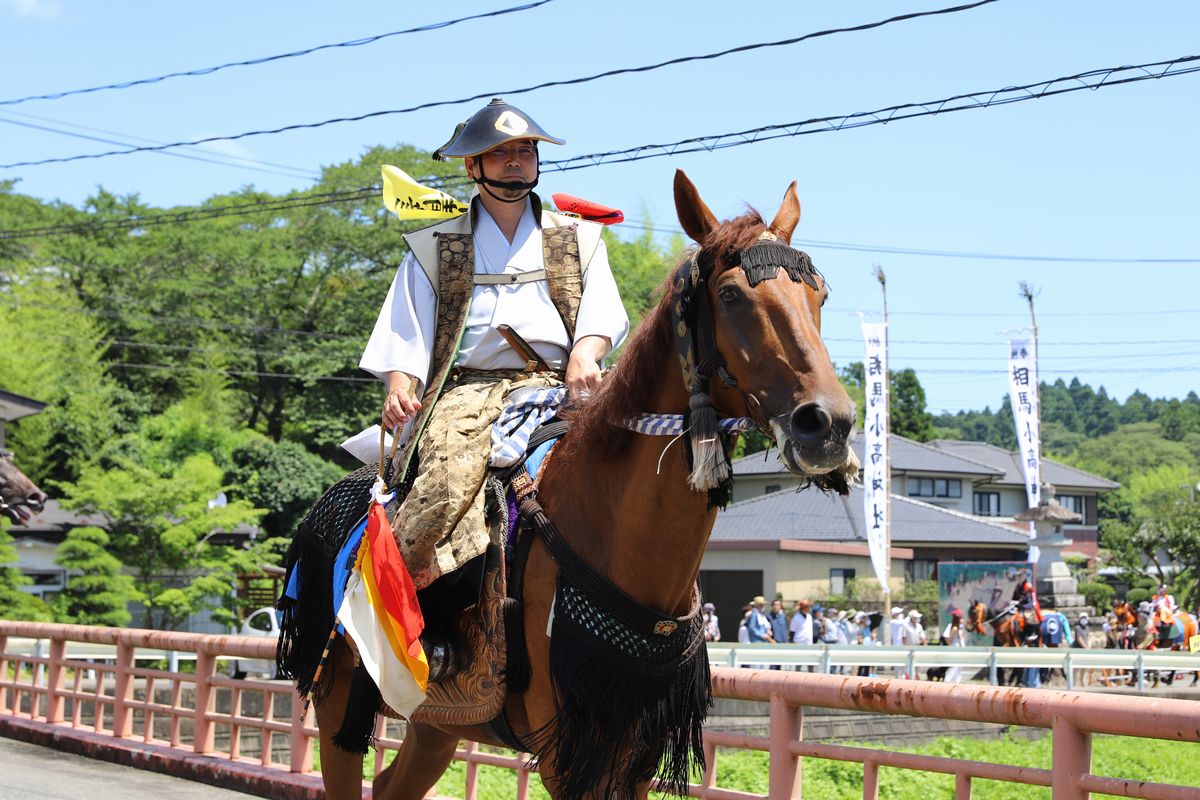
xmin=1008 ymin=338 xmax=1041 ymax=539
xmin=861 ymin=321 xmax=889 ymax=588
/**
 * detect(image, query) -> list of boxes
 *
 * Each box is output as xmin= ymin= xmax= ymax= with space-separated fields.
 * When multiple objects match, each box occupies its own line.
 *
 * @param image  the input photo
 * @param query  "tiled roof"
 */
xmin=711 ymin=485 xmax=1029 ymax=546
xmin=926 ymin=440 xmax=1119 ymax=490
xmin=732 ymin=434 xmax=1002 ymax=478
xmin=6 ymin=500 xmax=107 ymax=534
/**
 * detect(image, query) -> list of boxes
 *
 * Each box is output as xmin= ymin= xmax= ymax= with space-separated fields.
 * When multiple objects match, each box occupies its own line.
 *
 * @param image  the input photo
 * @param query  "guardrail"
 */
xmin=3 ymin=621 xmax=1199 ymax=800
xmin=707 ymin=642 xmax=1200 ymax=692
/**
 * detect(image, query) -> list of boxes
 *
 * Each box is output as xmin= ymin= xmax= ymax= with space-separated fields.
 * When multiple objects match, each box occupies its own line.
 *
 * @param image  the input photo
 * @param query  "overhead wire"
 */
xmin=0 ymin=107 xmax=321 ymax=178
xmin=0 ymin=115 xmax=319 ymax=181
xmin=0 ymin=0 xmax=559 ymax=107
xmin=539 ymin=55 xmax=1200 ymax=173
xmin=0 ymin=0 xmax=1002 ymax=168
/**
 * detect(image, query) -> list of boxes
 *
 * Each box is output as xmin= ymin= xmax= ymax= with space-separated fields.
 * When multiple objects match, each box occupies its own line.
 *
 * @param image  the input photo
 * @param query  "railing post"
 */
xmin=988 ymin=651 xmax=998 ymax=685
xmin=768 ymin=693 xmax=802 ymax=800
xmin=289 ymin=692 xmax=313 ymax=773
xmin=905 ymin=649 xmax=916 ymax=681
xmin=1065 ymin=652 xmax=1074 ymax=691
xmin=1135 ymin=653 xmax=1145 ymax=693
xmin=0 ymin=632 xmax=8 ymax=713
xmin=45 ymin=637 xmax=66 ymax=723
xmin=862 ymin=760 xmax=879 ymax=800
xmin=955 ymin=772 xmax=972 ymax=799
xmin=111 ymin=640 xmax=135 ymax=737
xmin=819 ymin=647 xmax=830 ymax=674
xmin=193 ymin=650 xmax=216 ymax=754
xmin=1051 ymin=717 xmax=1091 ymax=800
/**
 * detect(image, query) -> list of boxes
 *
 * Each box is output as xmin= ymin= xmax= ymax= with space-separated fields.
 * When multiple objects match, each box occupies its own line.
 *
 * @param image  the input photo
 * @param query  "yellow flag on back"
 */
xmin=381 ymin=165 xmax=469 ymax=220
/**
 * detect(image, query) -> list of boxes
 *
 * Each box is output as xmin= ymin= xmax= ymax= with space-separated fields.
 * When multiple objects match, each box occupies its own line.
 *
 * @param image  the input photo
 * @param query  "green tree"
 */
xmin=0 ymin=269 xmax=125 ymax=484
xmin=60 ymin=452 xmax=263 ymax=629
xmin=839 ymin=363 xmax=934 ymax=441
xmin=225 ymin=434 xmax=342 ymax=541
xmin=53 ymin=526 xmax=137 ymax=626
xmin=0 ymin=519 xmax=53 ymax=621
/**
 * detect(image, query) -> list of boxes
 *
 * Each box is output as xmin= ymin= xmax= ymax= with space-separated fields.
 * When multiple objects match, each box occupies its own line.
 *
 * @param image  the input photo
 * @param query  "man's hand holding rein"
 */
xmin=383 ymin=371 xmax=423 ymax=430
xmin=566 ymin=334 xmax=610 ymax=404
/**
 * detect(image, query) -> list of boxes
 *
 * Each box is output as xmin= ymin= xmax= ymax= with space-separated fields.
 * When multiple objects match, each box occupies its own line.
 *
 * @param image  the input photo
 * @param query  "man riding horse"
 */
xmin=359 ymin=98 xmax=628 ymax=594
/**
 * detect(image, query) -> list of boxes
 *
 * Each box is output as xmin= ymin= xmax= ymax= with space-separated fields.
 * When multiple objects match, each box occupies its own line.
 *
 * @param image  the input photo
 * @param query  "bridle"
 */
xmin=668 ymin=231 xmax=824 ymax=503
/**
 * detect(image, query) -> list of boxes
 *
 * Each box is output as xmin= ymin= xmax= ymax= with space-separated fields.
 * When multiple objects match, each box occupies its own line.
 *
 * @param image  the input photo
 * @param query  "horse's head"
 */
xmin=967 ymin=600 xmax=986 ymax=634
xmin=0 ymin=449 xmax=47 ymax=524
xmin=672 ymin=170 xmax=856 ymax=489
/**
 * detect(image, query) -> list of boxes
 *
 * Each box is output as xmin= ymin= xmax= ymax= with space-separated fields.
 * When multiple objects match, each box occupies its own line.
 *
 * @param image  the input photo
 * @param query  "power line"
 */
xmin=0 ymin=115 xmax=318 ymax=181
xmin=0 ymin=107 xmax=321 ymax=177
xmin=622 ymin=221 xmax=1200 ymax=265
xmin=0 ymin=1 xmax=1001 ymax=168
xmin=105 ymin=361 xmax=376 ymax=383
xmin=0 ymin=0 xmax=558 ymax=107
xmin=3 ymin=54 xmax=1196 ymax=247
xmin=540 ymin=55 xmax=1200 ymax=173
xmin=0 ymin=176 xmax=469 ymax=240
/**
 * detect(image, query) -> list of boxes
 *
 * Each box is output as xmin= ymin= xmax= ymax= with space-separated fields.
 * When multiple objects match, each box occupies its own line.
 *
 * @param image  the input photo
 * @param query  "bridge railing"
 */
xmin=707 ymin=642 xmax=1200 ymax=691
xmin=2 ymin=621 xmax=1199 ymax=800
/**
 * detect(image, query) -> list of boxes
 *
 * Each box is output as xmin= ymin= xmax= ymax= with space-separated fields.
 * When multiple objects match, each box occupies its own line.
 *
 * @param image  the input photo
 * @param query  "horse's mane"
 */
xmin=559 ymin=209 xmax=767 ymax=461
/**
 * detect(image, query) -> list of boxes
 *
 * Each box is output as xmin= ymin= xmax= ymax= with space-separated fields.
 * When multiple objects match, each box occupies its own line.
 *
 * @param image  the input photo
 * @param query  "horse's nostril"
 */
xmin=28 ymin=492 xmax=47 ymax=510
xmin=791 ymin=402 xmax=832 ymax=441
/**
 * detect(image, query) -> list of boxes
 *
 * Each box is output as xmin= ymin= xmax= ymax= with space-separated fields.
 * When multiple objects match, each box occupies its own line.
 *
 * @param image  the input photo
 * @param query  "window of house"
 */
xmin=830 ymin=568 xmax=856 ymax=596
xmin=1059 ymin=494 xmax=1085 ymax=519
xmin=908 ymin=477 xmax=961 ymax=498
xmin=974 ymin=491 xmax=1001 ymax=516
xmin=765 ymin=485 xmax=781 ymax=495
xmin=905 ymin=560 xmax=937 ymax=582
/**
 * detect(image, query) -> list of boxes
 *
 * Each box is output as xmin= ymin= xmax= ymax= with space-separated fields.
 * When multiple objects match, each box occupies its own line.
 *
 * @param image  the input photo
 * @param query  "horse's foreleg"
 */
xmin=373 ymin=722 xmax=459 ymax=800
xmin=313 ymin=638 xmax=367 ymax=800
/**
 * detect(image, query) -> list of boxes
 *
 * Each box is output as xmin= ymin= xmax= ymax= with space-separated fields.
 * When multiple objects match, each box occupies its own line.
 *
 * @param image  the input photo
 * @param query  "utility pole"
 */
xmin=875 ymin=264 xmax=893 ymax=644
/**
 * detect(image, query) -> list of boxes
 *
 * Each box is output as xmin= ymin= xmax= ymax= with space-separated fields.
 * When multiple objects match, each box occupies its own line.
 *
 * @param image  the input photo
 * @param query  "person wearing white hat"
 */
xmin=903 ymin=609 xmax=928 ymax=648
xmin=888 ymin=606 xmax=905 ymax=650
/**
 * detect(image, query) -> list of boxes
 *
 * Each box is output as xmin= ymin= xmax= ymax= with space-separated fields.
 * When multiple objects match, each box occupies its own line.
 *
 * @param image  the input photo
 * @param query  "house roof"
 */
xmin=926 ymin=440 xmax=1119 ymax=491
xmin=0 ymin=389 xmax=47 ymax=423
xmin=711 ymin=485 xmax=1030 ymax=546
xmin=6 ymin=500 xmax=107 ymax=535
xmin=732 ymin=434 xmax=1001 ymax=478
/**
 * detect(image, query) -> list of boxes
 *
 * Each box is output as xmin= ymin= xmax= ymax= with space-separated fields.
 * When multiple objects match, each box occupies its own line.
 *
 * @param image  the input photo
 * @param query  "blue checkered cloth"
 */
xmin=489 ymin=387 xmax=758 ymax=468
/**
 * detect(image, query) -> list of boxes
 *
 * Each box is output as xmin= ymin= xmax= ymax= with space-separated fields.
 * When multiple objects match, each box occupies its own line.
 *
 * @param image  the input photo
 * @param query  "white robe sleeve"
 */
xmin=359 ymin=252 xmax=437 ymax=392
xmin=574 ymin=237 xmax=629 ymax=353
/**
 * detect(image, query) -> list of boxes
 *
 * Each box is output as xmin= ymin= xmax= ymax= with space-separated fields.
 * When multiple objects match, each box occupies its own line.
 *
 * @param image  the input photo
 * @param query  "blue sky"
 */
xmin=2 ymin=0 xmax=1198 ymax=415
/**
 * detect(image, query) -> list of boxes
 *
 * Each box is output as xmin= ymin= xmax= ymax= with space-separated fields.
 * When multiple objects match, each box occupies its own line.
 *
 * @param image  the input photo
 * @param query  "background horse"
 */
xmin=304 ymin=171 xmax=856 ymax=800
xmin=0 ymin=449 xmax=47 ymax=524
xmin=969 ymin=600 xmax=1022 ymax=686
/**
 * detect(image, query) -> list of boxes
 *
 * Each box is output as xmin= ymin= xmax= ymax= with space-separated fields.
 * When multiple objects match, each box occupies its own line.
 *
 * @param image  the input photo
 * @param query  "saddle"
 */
xmin=391 ymin=419 xmax=567 ymax=728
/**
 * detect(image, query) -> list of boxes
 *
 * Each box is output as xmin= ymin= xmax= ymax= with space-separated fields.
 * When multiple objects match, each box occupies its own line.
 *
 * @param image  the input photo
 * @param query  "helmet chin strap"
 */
xmin=473 ymin=161 xmax=539 ymax=204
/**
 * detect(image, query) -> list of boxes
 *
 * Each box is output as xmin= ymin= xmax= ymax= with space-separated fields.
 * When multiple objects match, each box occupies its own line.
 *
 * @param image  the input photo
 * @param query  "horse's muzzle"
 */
xmin=772 ymin=400 xmax=855 ymax=477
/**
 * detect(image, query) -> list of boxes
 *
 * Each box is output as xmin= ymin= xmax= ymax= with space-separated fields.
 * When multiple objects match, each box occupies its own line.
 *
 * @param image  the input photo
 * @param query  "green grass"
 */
xmin=317 ymin=733 xmax=1200 ymax=800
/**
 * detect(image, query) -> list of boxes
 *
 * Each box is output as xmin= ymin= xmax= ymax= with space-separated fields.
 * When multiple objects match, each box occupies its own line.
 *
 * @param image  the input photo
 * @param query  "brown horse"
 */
xmin=969 ymin=600 xmax=1022 ymax=686
xmin=0 ymin=449 xmax=47 ymax=523
xmin=309 ymin=171 xmax=857 ymax=799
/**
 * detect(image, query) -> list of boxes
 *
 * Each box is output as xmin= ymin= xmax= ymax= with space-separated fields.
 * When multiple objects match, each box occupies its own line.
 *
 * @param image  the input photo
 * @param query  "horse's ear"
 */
xmin=674 ymin=170 xmax=718 ymax=243
xmin=767 ymin=181 xmax=801 ymax=244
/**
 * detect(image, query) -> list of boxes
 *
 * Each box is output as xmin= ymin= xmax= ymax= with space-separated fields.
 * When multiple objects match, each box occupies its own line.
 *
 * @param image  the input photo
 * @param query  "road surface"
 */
xmin=0 ymin=736 xmax=261 ymax=799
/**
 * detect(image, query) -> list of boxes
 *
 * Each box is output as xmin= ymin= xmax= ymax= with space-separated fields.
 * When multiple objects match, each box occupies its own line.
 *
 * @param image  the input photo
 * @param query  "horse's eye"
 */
xmin=718 ymin=285 xmax=740 ymax=305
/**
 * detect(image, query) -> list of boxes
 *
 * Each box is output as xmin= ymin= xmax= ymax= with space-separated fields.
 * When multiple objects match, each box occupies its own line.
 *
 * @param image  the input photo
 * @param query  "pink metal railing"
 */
xmin=2 ymin=621 xmax=1199 ymax=800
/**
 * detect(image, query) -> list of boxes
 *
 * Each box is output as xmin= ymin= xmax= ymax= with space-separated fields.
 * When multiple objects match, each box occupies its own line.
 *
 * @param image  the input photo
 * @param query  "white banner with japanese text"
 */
xmin=1008 ymin=337 xmax=1040 ymax=539
xmin=861 ymin=321 xmax=889 ymax=587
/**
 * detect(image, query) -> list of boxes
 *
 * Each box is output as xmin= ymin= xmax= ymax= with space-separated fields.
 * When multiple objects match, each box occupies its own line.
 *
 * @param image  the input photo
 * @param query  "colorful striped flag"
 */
xmin=337 ymin=479 xmax=428 ymax=718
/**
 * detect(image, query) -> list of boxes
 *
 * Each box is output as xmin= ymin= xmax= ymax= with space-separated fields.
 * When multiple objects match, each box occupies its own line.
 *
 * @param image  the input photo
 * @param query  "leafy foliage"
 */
xmin=0 ymin=519 xmax=53 ymax=621
xmin=53 ymin=526 xmax=137 ymax=626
